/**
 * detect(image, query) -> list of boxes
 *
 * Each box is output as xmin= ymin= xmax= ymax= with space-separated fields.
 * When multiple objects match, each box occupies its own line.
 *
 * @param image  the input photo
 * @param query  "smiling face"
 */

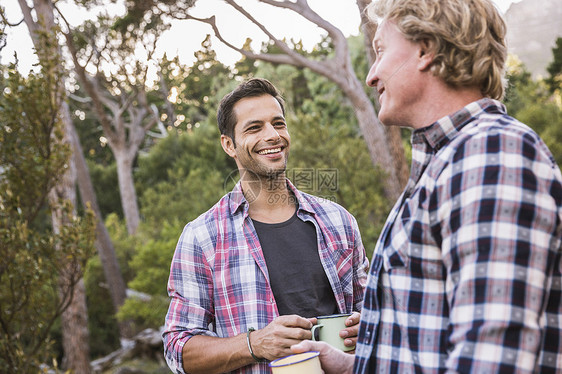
xmin=366 ymin=20 xmax=425 ymax=128
xmin=221 ymin=94 xmax=290 ymax=181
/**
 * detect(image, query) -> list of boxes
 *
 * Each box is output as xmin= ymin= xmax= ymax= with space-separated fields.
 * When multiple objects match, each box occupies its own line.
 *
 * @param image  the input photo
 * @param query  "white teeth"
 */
xmin=258 ymin=147 xmax=281 ymax=155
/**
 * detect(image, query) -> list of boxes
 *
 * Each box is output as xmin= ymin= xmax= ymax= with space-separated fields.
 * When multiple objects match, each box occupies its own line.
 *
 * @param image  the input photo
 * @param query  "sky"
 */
xmin=1 ymin=0 xmax=520 ymax=74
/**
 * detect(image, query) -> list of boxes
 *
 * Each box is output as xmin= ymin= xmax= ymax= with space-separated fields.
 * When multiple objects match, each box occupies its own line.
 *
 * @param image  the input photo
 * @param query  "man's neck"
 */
xmin=410 ymin=84 xmax=484 ymax=129
xmin=241 ymin=174 xmax=297 ymax=224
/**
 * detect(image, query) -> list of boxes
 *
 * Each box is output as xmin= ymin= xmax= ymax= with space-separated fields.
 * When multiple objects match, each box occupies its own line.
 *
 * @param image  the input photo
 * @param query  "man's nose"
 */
xmin=263 ymin=123 xmax=281 ymax=140
xmin=366 ymin=61 xmax=379 ymax=87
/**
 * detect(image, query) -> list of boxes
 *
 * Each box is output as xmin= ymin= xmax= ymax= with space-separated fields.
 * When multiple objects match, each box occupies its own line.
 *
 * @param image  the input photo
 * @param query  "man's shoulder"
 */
xmin=298 ymin=189 xmax=346 ymax=210
xmin=297 ymin=189 xmax=356 ymax=223
xmin=456 ymin=113 xmax=553 ymax=161
xmin=181 ymin=193 xmax=234 ymax=236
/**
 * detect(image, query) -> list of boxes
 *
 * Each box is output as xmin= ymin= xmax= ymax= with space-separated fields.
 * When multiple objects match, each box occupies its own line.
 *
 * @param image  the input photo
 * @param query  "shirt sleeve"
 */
xmin=436 ymin=129 xmax=562 ymax=373
xmin=162 ymin=223 xmax=217 ymax=374
xmin=349 ymin=213 xmax=370 ymax=312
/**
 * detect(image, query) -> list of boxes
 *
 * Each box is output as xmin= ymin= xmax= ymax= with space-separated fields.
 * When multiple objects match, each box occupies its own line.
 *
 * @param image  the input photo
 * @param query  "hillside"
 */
xmin=505 ymin=0 xmax=562 ymax=78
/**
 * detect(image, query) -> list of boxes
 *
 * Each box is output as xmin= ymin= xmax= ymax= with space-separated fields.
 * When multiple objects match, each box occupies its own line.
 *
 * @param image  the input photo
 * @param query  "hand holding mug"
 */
xmin=339 ymin=311 xmax=360 ymax=351
xmin=311 ymin=312 xmax=359 ymax=352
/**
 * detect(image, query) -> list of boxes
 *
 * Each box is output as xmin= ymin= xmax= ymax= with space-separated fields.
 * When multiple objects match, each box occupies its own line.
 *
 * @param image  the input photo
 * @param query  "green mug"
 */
xmin=311 ymin=313 xmax=354 ymax=351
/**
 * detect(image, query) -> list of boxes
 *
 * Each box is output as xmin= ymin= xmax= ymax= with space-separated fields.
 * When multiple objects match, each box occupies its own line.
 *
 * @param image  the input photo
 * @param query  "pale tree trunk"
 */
xmin=357 ymin=0 xmax=410 ymax=189
xmin=68 ymin=114 xmax=134 ymax=339
xmin=48 ymin=121 xmax=92 ymax=374
xmin=55 ymin=104 xmax=93 ymax=374
xmin=18 ymin=0 xmax=92 ymax=371
xmin=114 ymin=148 xmax=141 ymax=236
xmin=188 ymin=0 xmax=406 ymax=201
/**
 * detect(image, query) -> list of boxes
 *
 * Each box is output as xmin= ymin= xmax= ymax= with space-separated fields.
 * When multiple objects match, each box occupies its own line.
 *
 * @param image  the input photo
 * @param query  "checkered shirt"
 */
xmin=354 ymin=98 xmax=562 ymax=373
xmin=163 ymin=179 xmax=369 ymax=374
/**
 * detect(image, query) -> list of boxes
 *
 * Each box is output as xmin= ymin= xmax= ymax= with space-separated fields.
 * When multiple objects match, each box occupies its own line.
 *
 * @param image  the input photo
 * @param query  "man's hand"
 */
xmin=291 ymin=340 xmax=354 ymax=374
xmin=340 ymin=311 xmax=360 ymax=351
xmin=250 ymin=315 xmax=313 ymax=361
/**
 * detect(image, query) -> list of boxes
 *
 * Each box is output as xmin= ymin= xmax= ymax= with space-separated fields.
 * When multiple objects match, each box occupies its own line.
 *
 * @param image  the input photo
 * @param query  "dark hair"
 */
xmin=217 ymin=78 xmax=285 ymax=141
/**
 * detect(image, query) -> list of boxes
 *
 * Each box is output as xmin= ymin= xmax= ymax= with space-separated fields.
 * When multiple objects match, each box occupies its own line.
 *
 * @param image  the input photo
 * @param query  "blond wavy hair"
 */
xmin=367 ymin=0 xmax=508 ymax=100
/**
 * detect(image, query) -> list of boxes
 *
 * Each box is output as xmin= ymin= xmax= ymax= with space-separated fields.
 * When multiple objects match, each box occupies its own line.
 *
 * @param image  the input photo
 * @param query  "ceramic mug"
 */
xmin=269 ymin=351 xmax=322 ymax=374
xmin=311 ymin=313 xmax=354 ymax=351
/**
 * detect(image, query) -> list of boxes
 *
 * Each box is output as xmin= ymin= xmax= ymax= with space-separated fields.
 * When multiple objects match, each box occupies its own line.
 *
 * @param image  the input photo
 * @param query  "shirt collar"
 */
xmin=227 ymin=178 xmax=315 ymax=216
xmin=411 ymin=98 xmax=507 ymax=151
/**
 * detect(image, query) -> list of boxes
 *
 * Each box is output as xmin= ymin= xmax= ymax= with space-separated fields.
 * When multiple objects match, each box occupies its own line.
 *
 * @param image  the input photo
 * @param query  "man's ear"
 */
xmin=417 ymin=39 xmax=434 ymax=71
xmin=221 ymin=134 xmax=236 ymax=158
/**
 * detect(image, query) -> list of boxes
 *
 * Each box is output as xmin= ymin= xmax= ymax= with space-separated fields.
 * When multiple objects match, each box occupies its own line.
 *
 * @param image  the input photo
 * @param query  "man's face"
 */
xmin=221 ymin=94 xmax=290 ymax=180
xmin=366 ymin=20 xmax=423 ymax=128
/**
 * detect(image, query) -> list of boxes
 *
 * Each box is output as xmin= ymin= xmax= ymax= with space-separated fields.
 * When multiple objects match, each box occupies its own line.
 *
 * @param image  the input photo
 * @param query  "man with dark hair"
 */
xmin=162 ymin=78 xmax=369 ymax=373
xmin=293 ymin=0 xmax=562 ymax=373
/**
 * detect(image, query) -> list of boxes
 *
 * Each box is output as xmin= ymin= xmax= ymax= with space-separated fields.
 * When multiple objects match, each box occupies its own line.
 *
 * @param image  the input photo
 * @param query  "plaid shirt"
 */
xmin=163 ymin=179 xmax=369 ymax=374
xmin=355 ymin=99 xmax=562 ymax=373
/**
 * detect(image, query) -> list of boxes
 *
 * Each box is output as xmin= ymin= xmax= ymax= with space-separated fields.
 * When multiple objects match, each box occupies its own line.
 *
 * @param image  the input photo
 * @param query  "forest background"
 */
xmin=1 ymin=0 xmax=561 ymax=373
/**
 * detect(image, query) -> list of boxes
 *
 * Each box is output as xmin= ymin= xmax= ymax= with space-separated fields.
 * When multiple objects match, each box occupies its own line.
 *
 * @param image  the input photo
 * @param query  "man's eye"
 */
xmin=274 ymin=122 xmax=286 ymax=128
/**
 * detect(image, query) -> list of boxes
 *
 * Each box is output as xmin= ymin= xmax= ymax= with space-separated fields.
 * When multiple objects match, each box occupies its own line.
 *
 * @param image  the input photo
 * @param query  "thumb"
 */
xmin=291 ymin=340 xmax=314 ymax=354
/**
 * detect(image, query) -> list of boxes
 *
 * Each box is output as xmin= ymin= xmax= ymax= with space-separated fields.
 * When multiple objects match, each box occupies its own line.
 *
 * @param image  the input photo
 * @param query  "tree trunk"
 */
xmin=55 ymin=104 xmax=93 ymax=374
xmin=68 ymin=115 xmax=134 ymax=339
xmin=196 ymin=0 xmax=407 ymax=201
xmin=338 ymin=78 xmax=403 ymax=201
xmin=48 ymin=119 xmax=92 ymax=374
xmin=114 ymin=148 xmax=141 ymax=235
xmin=59 ymin=279 xmax=91 ymax=373
xmin=357 ymin=0 xmax=410 ymax=190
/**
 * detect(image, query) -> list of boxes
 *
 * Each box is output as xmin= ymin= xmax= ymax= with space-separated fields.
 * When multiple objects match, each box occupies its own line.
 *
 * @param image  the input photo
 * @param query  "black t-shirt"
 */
xmin=252 ymin=211 xmax=338 ymax=317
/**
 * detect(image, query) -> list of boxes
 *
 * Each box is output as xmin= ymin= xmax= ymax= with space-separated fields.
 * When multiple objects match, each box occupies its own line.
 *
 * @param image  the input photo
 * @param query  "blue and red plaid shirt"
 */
xmin=163 ymin=179 xmax=369 ymax=374
xmin=354 ymin=98 xmax=562 ymax=373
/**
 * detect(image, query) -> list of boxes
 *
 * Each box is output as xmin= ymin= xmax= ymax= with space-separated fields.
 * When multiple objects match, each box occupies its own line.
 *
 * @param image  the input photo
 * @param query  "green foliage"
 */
xmin=504 ymin=55 xmax=562 ymax=165
xmin=87 ymin=160 xmax=123 ymax=218
xmin=84 ymin=255 xmax=121 ymax=359
xmin=157 ymin=37 xmax=233 ymax=132
xmin=84 ymin=213 xmax=139 ymax=358
xmin=0 ymin=45 xmax=96 ymax=372
xmin=115 ymin=124 xmax=234 ymax=328
xmin=546 ymin=37 xmax=562 ymax=94
xmin=116 ymin=223 xmax=177 ymax=329
xmin=287 ymin=74 xmax=390 ymax=253
xmin=513 ymin=100 xmax=562 ymax=165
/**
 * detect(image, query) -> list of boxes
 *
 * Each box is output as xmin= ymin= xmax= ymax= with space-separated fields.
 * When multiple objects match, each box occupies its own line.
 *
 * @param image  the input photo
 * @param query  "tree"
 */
xmin=546 ymin=37 xmax=562 ymax=94
xmin=504 ymin=55 xmax=562 ymax=165
xmin=9 ymin=1 xmax=95 ymax=371
xmin=155 ymin=35 xmax=233 ymax=136
xmin=120 ymin=0 xmax=407 ymax=202
xmin=14 ymin=0 xmax=133 ymax=345
xmin=0 ymin=56 xmax=96 ymax=373
xmin=63 ymin=15 xmax=157 ymax=236
xmin=118 ymin=122 xmax=235 ymax=329
xmin=60 ymin=0 xmax=197 ymax=236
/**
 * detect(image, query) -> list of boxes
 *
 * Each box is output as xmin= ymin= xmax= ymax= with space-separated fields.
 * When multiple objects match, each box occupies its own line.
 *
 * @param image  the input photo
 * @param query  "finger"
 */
xmin=279 ymin=314 xmax=314 ymax=329
xmin=341 ymin=323 xmax=359 ymax=338
xmin=344 ymin=337 xmax=357 ymax=347
xmin=345 ymin=312 xmax=360 ymax=327
xmin=291 ymin=339 xmax=320 ymax=354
